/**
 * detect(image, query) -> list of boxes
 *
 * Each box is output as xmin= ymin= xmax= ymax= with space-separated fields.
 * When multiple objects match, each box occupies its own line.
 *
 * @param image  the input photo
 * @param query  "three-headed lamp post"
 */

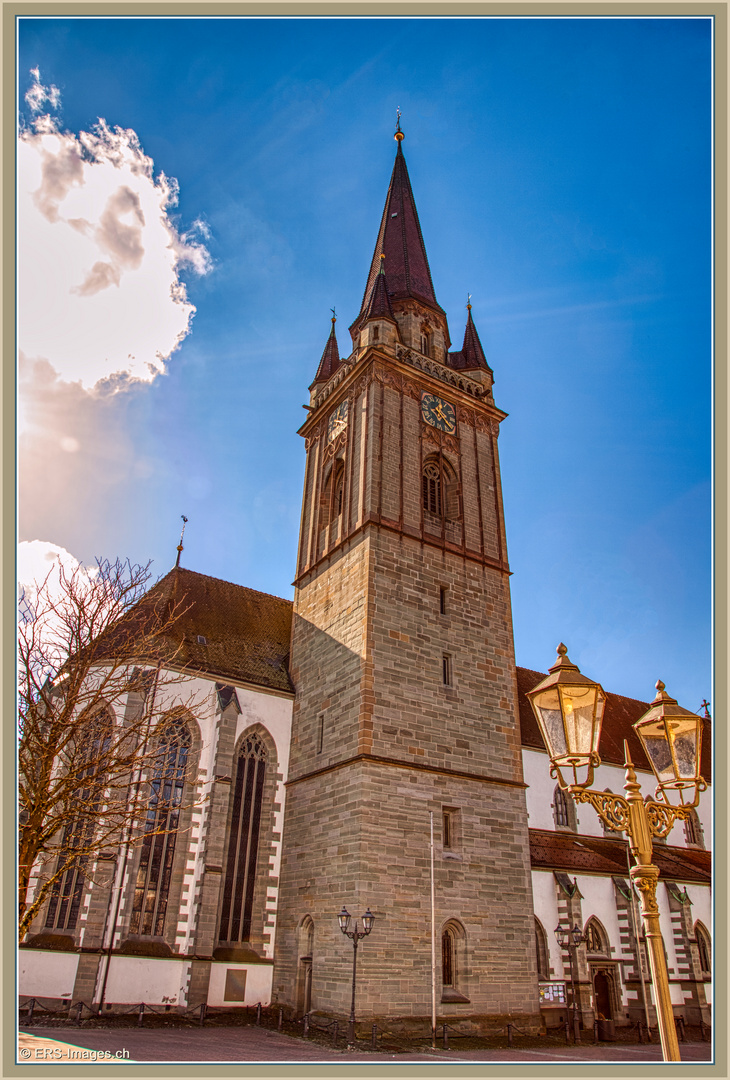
xmin=338 ymin=906 xmax=375 ymax=1047
xmin=527 ymin=644 xmax=706 ymax=1063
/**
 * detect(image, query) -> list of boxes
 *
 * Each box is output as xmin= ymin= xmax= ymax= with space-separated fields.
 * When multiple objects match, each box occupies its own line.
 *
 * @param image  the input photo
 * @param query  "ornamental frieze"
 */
xmin=421 ymin=424 xmax=460 ymax=455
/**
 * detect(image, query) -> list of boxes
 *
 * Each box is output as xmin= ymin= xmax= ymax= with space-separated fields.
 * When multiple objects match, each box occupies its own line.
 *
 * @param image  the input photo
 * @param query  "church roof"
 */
xmin=311 ymin=317 xmax=341 ymax=386
xmin=145 ymin=567 xmax=294 ymax=694
xmin=355 ymin=137 xmax=444 ymax=324
xmin=517 ymin=665 xmax=711 ymax=782
xmin=449 ymin=305 xmax=492 ymax=373
xmin=529 ymin=829 xmax=711 ymax=885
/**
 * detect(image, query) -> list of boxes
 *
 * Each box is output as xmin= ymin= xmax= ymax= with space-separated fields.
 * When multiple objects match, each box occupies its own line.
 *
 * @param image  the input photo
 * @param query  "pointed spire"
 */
xmin=362 ymin=254 xmax=397 ymax=322
xmin=311 ymin=313 xmax=341 ymax=386
xmin=355 ymin=126 xmax=443 ymax=323
xmin=449 ymin=301 xmax=492 ymax=373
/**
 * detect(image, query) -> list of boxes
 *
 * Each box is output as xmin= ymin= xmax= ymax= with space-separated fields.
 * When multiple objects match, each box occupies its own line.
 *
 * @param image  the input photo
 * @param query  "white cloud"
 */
xmin=24 ymin=67 xmax=61 ymax=115
xmin=18 ymin=95 xmax=212 ymax=390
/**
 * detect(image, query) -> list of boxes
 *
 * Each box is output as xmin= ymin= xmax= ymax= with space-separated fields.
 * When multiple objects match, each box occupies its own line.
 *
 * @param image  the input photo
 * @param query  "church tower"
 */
xmin=274 ymin=125 xmax=540 ymax=1032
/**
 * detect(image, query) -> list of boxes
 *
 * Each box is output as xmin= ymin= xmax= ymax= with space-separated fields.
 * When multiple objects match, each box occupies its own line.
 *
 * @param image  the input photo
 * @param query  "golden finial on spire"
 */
xmin=330 ymin=305 xmax=336 ymax=324
xmin=379 ymin=253 xmax=386 ymax=273
xmin=466 ymin=292 xmax=472 ymax=310
xmin=395 ymin=107 xmax=404 ymax=142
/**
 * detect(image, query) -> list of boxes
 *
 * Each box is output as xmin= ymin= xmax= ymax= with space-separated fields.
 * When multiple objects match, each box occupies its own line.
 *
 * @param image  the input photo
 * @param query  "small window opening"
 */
xmin=443 ymin=809 xmax=453 ymax=848
xmin=372 ymin=325 xmax=379 ymax=341
xmin=442 ymin=653 xmax=453 ymax=687
xmin=316 ymin=715 xmax=324 ymax=755
xmin=439 ymin=586 xmax=447 ymax=615
xmin=197 ymin=635 xmax=208 ymax=645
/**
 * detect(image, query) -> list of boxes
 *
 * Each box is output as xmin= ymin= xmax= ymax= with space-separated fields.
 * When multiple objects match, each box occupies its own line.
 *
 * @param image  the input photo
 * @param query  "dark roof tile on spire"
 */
xmin=355 ymin=137 xmax=444 ymax=323
xmin=449 ymin=306 xmax=492 ymax=372
xmin=362 ymin=258 xmax=397 ymax=322
xmin=311 ymin=317 xmax=341 ymax=386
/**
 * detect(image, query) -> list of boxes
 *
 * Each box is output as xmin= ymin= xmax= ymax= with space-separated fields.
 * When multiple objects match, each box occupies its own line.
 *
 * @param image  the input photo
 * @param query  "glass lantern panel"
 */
xmin=533 ymin=688 xmax=567 ymax=758
xmin=639 ymin=722 xmax=675 ymax=784
xmin=672 ymin=731 xmax=698 ymax=780
xmin=559 ymin=685 xmax=597 ymax=757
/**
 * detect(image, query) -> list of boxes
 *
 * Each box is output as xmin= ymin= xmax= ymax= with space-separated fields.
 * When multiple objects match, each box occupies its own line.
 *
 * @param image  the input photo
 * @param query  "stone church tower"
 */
xmin=273 ymin=126 xmax=540 ymax=1032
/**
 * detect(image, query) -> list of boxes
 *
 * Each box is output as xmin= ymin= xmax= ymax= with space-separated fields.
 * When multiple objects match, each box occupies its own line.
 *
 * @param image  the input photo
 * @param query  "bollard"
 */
xmin=256 ymin=1002 xmax=261 ymax=1026
xmin=75 ymin=1002 xmax=83 ymax=1027
xmin=700 ymin=1017 xmax=707 ymax=1042
xmin=199 ymin=1003 xmax=206 ymax=1027
xmin=676 ymin=1016 xmax=685 ymax=1042
xmin=507 ymin=1023 xmax=513 ymax=1047
xmin=371 ymin=1024 xmax=377 ymax=1050
xmin=593 ymin=1020 xmax=599 ymax=1045
xmin=137 ymin=1003 xmax=145 ymax=1027
xmin=278 ymin=1007 xmax=283 ymax=1031
xmin=303 ymin=1014 xmax=309 ymax=1038
xmin=638 ymin=1020 xmax=644 ymax=1044
xmin=443 ymin=1023 xmax=449 ymax=1050
xmin=27 ymin=1000 xmax=35 ymax=1023
xmin=332 ymin=1020 xmax=339 ymax=1046
xmin=565 ymin=1020 xmax=570 ymax=1044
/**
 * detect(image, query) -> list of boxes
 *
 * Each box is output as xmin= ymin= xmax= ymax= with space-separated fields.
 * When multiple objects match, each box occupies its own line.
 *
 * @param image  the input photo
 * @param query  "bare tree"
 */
xmin=18 ymin=557 xmax=200 ymax=942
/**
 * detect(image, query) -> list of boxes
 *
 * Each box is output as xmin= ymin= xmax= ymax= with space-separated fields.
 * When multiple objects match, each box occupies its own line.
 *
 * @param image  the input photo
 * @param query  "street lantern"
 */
xmin=534 ymin=645 xmax=707 ymax=1064
xmin=526 ymin=644 xmax=606 ymax=789
xmin=633 ymin=681 xmax=705 ymax=805
xmin=338 ymin=906 xmax=375 ymax=1046
xmin=554 ymin=922 xmax=585 ymax=1043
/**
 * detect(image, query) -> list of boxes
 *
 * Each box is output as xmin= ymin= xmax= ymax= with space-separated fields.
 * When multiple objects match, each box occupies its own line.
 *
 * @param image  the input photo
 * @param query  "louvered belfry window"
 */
xmin=422 ymin=461 xmax=442 ymax=516
xmin=130 ymin=716 xmax=191 ymax=937
xmin=220 ymin=732 xmax=267 ymax=943
xmin=46 ymin=709 xmax=112 ymax=931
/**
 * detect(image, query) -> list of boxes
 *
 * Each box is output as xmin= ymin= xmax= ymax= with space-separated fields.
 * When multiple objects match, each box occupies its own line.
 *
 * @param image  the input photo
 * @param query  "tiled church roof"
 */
xmin=529 ymin=828 xmax=711 ymax=885
xmin=146 ymin=567 xmax=294 ymax=694
xmin=516 ymin=666 xmax=712 ymax=782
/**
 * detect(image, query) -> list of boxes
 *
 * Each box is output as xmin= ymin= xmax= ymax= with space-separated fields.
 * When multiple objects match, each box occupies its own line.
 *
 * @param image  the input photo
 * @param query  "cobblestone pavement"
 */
xmin=17 ymin=1026 xmax=713 ymax=1066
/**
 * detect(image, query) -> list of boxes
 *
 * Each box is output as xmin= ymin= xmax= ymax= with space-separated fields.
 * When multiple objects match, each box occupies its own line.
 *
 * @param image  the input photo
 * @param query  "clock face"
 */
xmin=327 ymin=400 xmax=348 ymax=443
xmin=421 ymin=392 xmax=456 ymax=434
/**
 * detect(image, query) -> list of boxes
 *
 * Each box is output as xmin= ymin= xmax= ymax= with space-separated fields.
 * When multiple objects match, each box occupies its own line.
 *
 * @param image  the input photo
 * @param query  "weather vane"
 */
xmin=467 ymin=292 xmax=472 ymax=308
xmin=330 ymin=306 xmax=336 ymax=320
xmin=176 ymin=515 xmax=188 ymax=568
xmin=395 ymin=107 xmax=403 ymax=140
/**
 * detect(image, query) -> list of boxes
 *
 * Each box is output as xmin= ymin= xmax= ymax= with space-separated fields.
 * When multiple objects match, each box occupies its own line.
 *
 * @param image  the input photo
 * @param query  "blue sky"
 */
xmin=17 ymin=15 xmax=712 ymax=713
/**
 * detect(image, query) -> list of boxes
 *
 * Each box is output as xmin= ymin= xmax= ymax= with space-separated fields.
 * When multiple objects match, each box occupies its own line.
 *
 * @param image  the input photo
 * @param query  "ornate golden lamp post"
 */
xmin=527 ymin=645 xmax=706 ymax=1063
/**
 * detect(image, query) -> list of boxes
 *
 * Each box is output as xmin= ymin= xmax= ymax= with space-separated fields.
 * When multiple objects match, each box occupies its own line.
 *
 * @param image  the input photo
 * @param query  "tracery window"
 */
xmin=552 ymin=785 xmax=576 ymax=830
xmin=535 ymin=918 xmax=550 ymax=980
xmin=219 ymin=731 xmax=268 ymax=943
xmin=695 ymin=922 xmax=711 ymax=976
xmin=130 ymin=715 xmax=191 ymax=937
xmin=46 ymin=707 xmax=113 ymax=931
xmin=422 ymin=456 xmax=459 ymax=521
xmin=442 ymin=926 xmax=455 ymax=986
xmin=585 ymin=918 xmax=607 ymax=953
xmin=684 ymin=809 xmax=704 ymax=848
xmin=441 ymin=919 xmax=468 ymax=1001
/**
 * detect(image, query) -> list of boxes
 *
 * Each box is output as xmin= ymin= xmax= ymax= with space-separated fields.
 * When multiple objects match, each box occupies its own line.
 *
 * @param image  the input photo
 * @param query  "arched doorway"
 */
xmin=593 ymin=970 xmax=614 ymax=1020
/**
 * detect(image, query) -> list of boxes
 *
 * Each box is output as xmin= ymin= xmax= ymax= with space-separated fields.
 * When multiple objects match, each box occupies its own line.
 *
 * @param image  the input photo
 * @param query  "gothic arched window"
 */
xmin=130 ymin=714 xmax=191 ymax=937
xmin=552 ymin=785 xmax=576 ymax=831
xmin=219 ymin=731 xmax=268 ymax=943
xmin=684 ymin=809 xmax=704 ymax=848
xmin=46 ymin=706 xmax=113 ymax=932
xmin=585 ymin=918 xmax=608 ymax=954
xmin=535 ymin=918 xmax=550 ymax=980
xmin=422 ymin=456 xmax=459 ymax=521
xmin=695 ymin=922 xmax=711 ymax=976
